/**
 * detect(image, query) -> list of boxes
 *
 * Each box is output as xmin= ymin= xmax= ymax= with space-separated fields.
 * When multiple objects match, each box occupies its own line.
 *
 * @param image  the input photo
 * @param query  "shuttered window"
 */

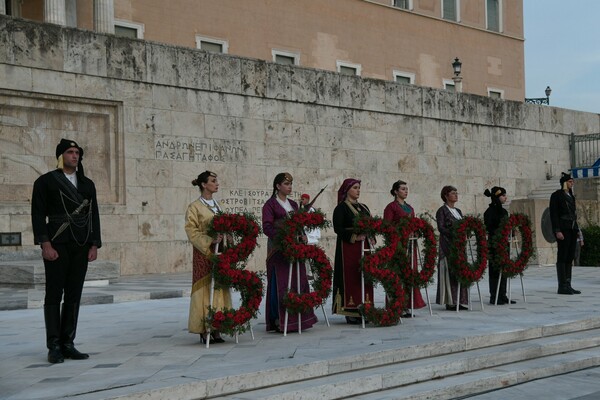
xmin=442 ymin=0 xmax=458 ymax=21
xmin=487 ymin=0 xmax=500 ymax=32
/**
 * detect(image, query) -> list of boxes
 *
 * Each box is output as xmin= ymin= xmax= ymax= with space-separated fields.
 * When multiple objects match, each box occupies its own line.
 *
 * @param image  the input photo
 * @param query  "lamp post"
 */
xmin=525 ymin=86 xmax=552 ymax=105
xmin=451 ymin=57 xmax=463 ymax=92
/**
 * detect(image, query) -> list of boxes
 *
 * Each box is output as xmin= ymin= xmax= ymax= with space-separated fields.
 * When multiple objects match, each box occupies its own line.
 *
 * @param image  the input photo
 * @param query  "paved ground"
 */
xmin=2 ymin=265 xmax=600 ymax=399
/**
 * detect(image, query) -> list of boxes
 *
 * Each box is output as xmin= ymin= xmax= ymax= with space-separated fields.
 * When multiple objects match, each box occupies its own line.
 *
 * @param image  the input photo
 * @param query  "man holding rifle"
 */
xmin=31 ymin=139 xmax=102 ymax=363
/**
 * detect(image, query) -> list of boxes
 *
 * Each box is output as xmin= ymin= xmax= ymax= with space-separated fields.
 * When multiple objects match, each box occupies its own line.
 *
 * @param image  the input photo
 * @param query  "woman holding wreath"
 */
xmin=484 ymin=186 xmax=515 ymax=305
xmin=184 ymin=171 xmax=231 ymax=343
xmin=435 ymin=185 xmax=469 ymax=310
xmin=332 ymin=178 xmax=374 ymax=324
xmin=262 ymin=172 xmax=317 ymax=333
xmin=384 ymin=180 xmax=426 ymax=315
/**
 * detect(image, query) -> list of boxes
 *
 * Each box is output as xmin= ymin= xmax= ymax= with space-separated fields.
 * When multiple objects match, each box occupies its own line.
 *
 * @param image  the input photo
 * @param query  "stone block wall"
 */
xmin=1 ymin=16 xmax=599 ymax=275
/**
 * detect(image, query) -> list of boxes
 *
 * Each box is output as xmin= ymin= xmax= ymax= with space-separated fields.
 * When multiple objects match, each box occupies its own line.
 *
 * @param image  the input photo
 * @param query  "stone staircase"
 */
xmin=527 ymin=180 xmax=559 ymax=200
xmin=174 ymin=319 xmax=600 ymax=400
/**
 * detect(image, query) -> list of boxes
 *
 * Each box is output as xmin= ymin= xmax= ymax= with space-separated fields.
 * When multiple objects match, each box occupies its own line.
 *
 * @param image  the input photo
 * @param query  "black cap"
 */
xmin=55 ymin=139 xmax=84 ymax=159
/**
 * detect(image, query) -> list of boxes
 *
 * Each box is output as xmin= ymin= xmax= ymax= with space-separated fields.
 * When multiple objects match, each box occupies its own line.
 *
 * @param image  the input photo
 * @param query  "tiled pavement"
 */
xmin=2 ymin=265 xmax=600 ymax=399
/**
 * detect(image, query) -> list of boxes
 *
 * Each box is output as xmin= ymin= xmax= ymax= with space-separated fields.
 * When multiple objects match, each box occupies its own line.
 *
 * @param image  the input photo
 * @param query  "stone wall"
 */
xmin=1 ymin=16 xmax=599 ymax=275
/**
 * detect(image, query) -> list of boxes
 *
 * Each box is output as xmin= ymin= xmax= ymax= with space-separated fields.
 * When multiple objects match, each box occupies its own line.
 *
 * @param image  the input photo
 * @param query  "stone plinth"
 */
xmin=0 ymin=260 xmax=120 ymax=287
xmin=510 ymin=198 xmax=556 ymax=266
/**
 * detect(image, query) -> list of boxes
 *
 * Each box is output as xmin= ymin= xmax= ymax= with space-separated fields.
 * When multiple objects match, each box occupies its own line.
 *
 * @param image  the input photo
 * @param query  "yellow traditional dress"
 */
xmin=185 ymin=199 xmax=232 ymax=334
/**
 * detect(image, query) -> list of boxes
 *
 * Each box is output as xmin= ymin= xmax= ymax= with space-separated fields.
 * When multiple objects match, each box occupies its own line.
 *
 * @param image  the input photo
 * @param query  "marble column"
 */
xmin=44 ymin=0 xmax=67 ymax=26
xmin=94 ymin=0 xmax=115 ymax=34
xmin=0 ymin=2 xmax=6 ymax=15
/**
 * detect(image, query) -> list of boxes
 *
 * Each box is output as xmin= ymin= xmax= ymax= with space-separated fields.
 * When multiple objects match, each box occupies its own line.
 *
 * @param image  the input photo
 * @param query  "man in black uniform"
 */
xmin=31 ymin=139 xmax=102 ymax=363
xmin=549 ymin=172 xmax=584 ymax=295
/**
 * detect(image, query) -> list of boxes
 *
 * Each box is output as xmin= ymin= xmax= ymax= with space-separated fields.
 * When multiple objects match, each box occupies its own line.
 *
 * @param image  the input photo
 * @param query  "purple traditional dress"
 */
xmin=383 ymin=201 xmax=427 ymax=309
xmin=262 ymin=196 xmax=317 ymax=332
xmin=184 ymin=199 xmax=232 ymax=334
xmin=435 ymin=204 xmax=469 ymax=307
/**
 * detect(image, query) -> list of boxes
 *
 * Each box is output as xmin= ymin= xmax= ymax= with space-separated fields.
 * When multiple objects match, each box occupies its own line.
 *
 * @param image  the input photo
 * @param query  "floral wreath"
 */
xmin=490 ymin=213 xmax=534 ymax=278
xmin=354 ymin=215 xmax=405 ymax=327
xmin=207 ymin=213 xmax=263 ymax=336
xmin=392 ymin=216 xmax=438 ymax=289
xmin=276 ymin=209 xmax=333 ymax=315
xmin=448 ymin=216 xmax=489 ymax=287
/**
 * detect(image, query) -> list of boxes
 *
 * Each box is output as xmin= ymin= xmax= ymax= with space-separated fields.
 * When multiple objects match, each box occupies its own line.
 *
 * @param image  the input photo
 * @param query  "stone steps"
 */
xmin=0 ymin=260 xmax=119 ymax=287
xmin=528 ymin=180 xmax=559 ymax=199
xmin=194 ymin=320 xmax=600 ymax=400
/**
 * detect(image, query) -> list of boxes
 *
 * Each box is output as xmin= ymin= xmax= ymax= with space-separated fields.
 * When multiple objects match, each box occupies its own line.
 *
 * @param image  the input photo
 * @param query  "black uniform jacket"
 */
xmin=31 ymin=169 xmax=102 ymax=248
xmin=549 ymin=189 xmax=578 ymax=233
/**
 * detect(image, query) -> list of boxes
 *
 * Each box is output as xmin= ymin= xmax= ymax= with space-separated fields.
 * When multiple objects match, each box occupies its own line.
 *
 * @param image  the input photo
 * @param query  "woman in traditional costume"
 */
xmin=484 ymin=186 xmax=515 ymax=305
xmin=332 ymin=178 xmax=374 ymax=324
xmin=435 ymin=185 xmax=469 ymax=310
xmin=383 ymin=180 xmax=426 ymax=316
xmin=262 ymin=172 xmax=317 ymax=332
xmin=185 ymin=171 xmax=231 ymax=343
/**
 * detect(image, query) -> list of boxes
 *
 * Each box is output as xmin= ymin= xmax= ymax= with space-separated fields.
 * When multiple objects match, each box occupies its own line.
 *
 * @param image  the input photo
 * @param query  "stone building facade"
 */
xmin=4 ymin=0 xmax=525 ymax=101
xmin=0 ymin=16 xmax=599 ymax=276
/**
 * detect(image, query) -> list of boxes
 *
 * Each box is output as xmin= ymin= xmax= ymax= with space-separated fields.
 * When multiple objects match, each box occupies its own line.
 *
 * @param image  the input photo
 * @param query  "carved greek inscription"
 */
xmin=154 ymin=137 xmax=248 ymax=162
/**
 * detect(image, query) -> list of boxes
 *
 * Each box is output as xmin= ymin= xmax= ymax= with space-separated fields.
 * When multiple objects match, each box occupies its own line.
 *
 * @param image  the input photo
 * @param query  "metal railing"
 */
xmin=570 ymin=132 xmax=600 ymax=169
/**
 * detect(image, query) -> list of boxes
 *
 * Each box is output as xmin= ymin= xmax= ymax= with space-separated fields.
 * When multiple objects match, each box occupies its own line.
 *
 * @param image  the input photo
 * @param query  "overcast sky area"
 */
xmin=523 ymin=0 xmax=600 ymax=115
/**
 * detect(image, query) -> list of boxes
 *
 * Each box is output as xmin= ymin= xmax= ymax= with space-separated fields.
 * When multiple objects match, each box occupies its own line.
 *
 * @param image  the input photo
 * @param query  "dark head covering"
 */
xmin=301 ymin=193 xmax=310 ymax=200
xmin=484 ymin=186 xmax=506 ymax=206
xmin=55 ymin=138 xmax=85 ymax=177
xmin=337 ymin=178 xmax=360 ymax=204
xmin=560 ymin=172 xmax=573 ymax=191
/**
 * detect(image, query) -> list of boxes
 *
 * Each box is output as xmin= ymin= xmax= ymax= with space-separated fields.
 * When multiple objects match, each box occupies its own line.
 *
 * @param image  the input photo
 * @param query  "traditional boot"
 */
xmin=60 ymin=303 xmax=89 ymax=359
xmin=565 ymin=263 xmax=581 ymax=294
xmin=44 ymin=305 xmax=64 ymax=364
xmin=556 ymin=263 xmax=572 ymax=295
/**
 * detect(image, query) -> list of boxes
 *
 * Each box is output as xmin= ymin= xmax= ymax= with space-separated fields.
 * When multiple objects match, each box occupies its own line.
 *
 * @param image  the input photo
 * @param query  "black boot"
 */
xmin=44 ymin=305 xmax=64 ymax=364
xmin=565 ymin=263 xmax=581 ymax=294
xmin=60 ymin=303 xmax=89 ymax=360
xmin=556 ymin=263 xmax=572 ymax=295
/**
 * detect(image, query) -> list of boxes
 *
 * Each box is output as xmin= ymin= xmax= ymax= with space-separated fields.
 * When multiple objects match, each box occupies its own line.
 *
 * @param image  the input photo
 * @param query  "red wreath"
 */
xmin=354 ymin=215 xmax=406 ymax=327
xmin=207 ymin=213 xmax=263 ymax=336
xmin=490 ymin=213 xmax=534 ymax=278
xmin=276 ymin=210 xmax=333 ymax=315
xmin=448 ymin=216 xmax=488 ymax=286
xmin=393 ymin=217 xmax=438 ymax=289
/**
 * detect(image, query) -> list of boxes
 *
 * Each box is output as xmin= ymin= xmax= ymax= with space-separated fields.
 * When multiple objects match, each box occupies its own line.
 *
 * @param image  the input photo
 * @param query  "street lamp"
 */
xmin=525 ymin=86 xmax=552 ymax=105
xmin=451 ymin=57 xmax=463 ymax=92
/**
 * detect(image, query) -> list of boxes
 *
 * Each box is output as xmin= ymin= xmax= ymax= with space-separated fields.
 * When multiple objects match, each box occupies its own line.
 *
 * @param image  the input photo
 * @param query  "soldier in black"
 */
xmin=549 ymin=172 xmax=583 ymax=295
xmin=31 ymin=139 xmax=102 ymax=363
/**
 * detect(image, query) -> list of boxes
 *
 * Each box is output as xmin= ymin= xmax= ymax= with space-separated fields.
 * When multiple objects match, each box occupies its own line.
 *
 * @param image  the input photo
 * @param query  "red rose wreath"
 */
xmin=354 ymin=215 xmax=406 ymax=327
xmin=393 ymin=217 xmax=438 ymax=289
xmin=276 ymin=210 xmax=333 ymax=315
xmin=490 ymin=213 xmax=534 ymax=278
xmin=207 ymin=213 xmax=263 ymax=336
xmin=448 ymin=216 xmax=489 ymax=287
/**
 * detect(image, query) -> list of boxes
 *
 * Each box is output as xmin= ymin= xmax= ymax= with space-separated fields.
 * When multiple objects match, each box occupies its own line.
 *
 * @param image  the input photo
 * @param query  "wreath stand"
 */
xmin=206 ymin=240 xmax=254 ymax=349
xmin=306 ymin=258 xmax=331 ymax=328
xmin=493 ymin=231 xmax=527 ymax=305
xmin=283 ymin=260 xmax=330 ymax=337
xmin=407 ymin=237 xmax=433 ymax=317
xmin=455 ymin=237 xmax=485 ymax=312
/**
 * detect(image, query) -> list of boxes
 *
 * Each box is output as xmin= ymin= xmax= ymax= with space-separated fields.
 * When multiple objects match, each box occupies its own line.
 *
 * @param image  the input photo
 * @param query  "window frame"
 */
xmin=336 ymin=60 xmax=362 ymax=76
xmin=441 ymin=0 xmax=460 ymax=22
xmin=487 ymin=87 xmax=504 ymax=99
xmin=393 ymin=70 xmax=415 ymax=84
xmin=391 ymin=0 xmax=413 ymax=10
xmin=195 ymin=35 xmax=229 ymax=54
xmin=114 ymin=19 xmax=145 ymax=39
xmin=443 ymin=79 xmax=456 ymax=91
xmin=271 ymin=49 xmax=300 ymax=65
xmin=485 ymin=0 xmax=503 ymax=32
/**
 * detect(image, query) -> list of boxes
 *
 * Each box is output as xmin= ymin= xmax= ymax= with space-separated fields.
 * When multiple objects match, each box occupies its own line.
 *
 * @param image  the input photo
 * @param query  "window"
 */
xmin=114 ymin=20 xmax=144 ymax=39
xmin=272 ymin=49 xmax=300 ymax=65
xmin=337 ymin=61 xmax=362 ymax=76
xmin=393 ymin=70 xmax=415 ymax=84
xmin=486 ymin=0 xmax=502 ymax=32
xmin=442 ymin=0 xmax=460 ymax=22
xmin=195 ymin=36 xmax=228 ymax=53
xmin=443 ymin=79 xmax=456 ymax=91
xmin=393 ymin=0 xmax=412 ymax=10
xmin=488 ymin=88 xmax=504 ymax=99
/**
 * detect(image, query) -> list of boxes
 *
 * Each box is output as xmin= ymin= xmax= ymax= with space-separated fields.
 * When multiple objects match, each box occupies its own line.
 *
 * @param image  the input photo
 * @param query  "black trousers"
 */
xmin=44 ymin=243 xmax=89 ymax=306
xmin=556 ymin=229 xmax=578 ymax=267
